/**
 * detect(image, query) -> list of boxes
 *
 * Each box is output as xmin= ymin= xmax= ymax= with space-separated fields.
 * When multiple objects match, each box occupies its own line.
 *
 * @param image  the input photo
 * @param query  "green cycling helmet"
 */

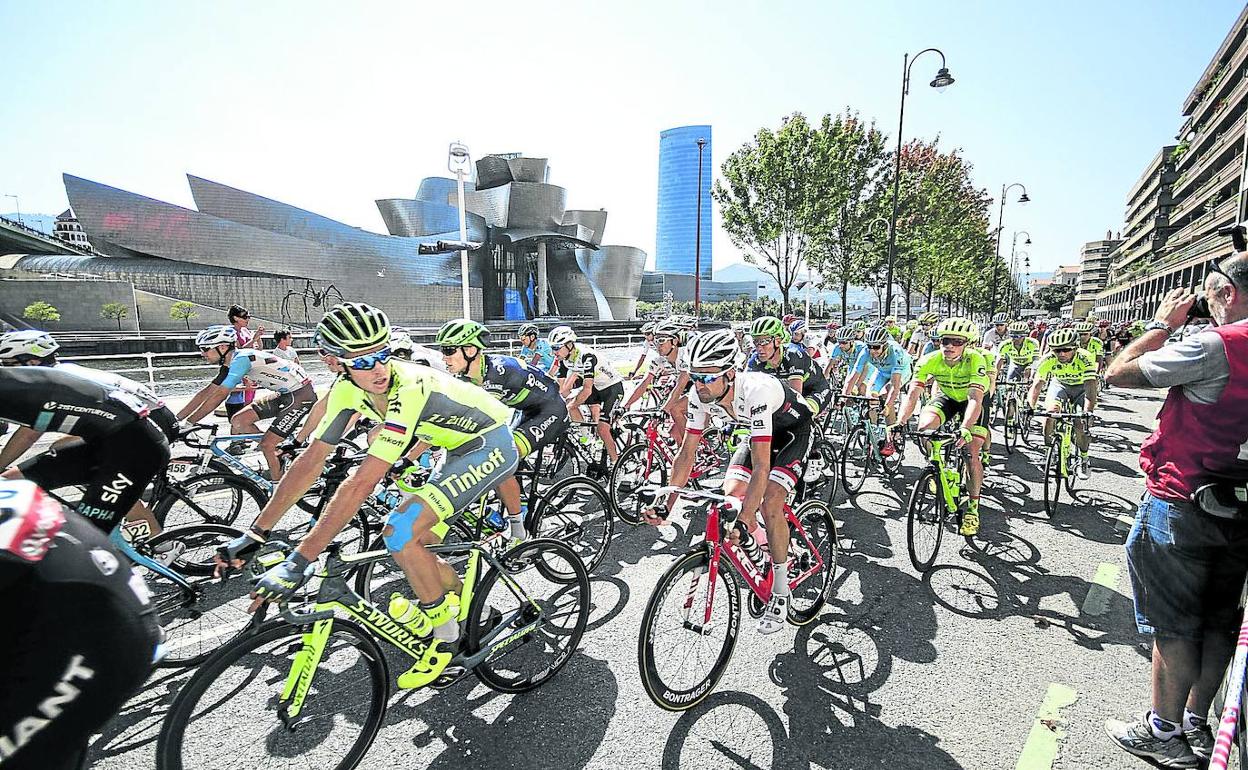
xmin=436 ymin=318 xmax=490 ymax=349
xmin=1048 ymin=328 xmax=1079 ymax=350
xmin=749 ymin=316 xmax=786 ymax=339
xmin=315 ymin=303 xmax=390 ymax=356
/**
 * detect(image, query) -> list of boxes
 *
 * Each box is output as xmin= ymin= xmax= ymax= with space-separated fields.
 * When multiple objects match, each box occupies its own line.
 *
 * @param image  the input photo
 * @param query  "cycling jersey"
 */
xmin=51 ymin=362 xmax=178 ymax=441
xmin=314 ymin=360 xmax=512 ymax=462
xmin=215 ymin=349 xmax=311 ymax=394
xmin=520 ymin=339 xmax=555 ymax=372
xmin=686 ymin=370 xmax=811 ymax=443
xmin=850 ymin=341 xmax=912 ymax=381
xmin=913 ymin=350 xmax=991 ymax=402
xmin=0 ymin=366 xmax=149 ymax=438
xmin=1035 ymin=350 xmax=1098 ymax=386
xmin=1082 ymin=336 xmax=1105 ymax=359
xmin=476 ymin=354 xmax=568 ymax=456
xmin=995 ymin=338 xmax=1040 ymax=366
xmin=826 ymin=341 xmax=866 ymax=366
xmin=568 ymin=344 xmax=623 ymax=390
xmin=746 ymin=344 xmax=832 ymax=411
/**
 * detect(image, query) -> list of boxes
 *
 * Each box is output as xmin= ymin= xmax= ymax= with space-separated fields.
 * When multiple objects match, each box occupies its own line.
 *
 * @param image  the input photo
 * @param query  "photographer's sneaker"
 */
xmin=1104 ymin=713 xmax=1199 ymax=768
xmin=1183 ymin=722 xmax=1213 ymax=761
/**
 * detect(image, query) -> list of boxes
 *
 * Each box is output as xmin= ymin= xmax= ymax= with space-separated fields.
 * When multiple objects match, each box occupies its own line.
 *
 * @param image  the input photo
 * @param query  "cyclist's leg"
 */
xmin=594 ymin=382 xmax=624 ymax=461
xmin=1042 ymin=380 xmax=1065 ymax=444
xmin=504 ymin=409 xmax=569 ymax=539
xmin=258 ymin=388 xmax=313 ymax=481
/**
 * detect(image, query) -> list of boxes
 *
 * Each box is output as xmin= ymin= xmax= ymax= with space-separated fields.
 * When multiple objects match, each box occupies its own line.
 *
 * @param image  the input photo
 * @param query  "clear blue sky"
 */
xmin=2 ymin=0 xmax=1242 ymax=277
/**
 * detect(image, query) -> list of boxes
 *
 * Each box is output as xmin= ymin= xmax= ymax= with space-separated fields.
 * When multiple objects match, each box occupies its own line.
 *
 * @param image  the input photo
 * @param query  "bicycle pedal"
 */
xmin=429 ymin=666 xmax=468 ymax=690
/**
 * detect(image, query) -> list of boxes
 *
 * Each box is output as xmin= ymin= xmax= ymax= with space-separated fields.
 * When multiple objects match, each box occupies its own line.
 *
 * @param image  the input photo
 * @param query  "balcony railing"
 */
xmin=1172 ymin=118 xmax=1246 ymax=201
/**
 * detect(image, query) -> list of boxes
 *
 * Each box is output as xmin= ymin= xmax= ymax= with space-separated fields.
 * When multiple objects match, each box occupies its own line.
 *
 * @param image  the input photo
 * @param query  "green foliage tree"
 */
xmin=1033 ymin=283 xmax=1075 ymax=315
xmin=100 ymin=301 xmax=129 ymax=330
xmin=22 ymin=301 xmax=60 ymax=328
xmin=170 ymin=301 xmax=199 ymax=330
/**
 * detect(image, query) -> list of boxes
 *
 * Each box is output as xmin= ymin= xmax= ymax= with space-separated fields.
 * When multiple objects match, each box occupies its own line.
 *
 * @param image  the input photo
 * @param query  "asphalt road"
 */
xmin=85 ymin=382 xmax=1172 ymax=770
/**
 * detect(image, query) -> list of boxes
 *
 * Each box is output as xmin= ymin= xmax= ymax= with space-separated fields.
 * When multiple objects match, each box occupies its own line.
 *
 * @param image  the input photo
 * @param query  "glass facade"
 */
xmin=656 ymin=125 xmax=712 ymax=279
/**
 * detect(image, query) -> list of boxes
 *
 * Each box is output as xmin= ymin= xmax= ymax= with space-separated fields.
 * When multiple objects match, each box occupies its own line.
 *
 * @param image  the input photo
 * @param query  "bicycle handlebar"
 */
xmin=645 ymin=485 xmax=742 ymax=511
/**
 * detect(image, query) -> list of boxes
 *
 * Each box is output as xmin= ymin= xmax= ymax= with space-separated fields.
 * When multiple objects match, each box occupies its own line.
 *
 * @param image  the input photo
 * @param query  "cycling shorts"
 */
xmin=250 ymin=383 xmax=316 ymax=438
xmin=1044 ymin=380 xmax=1087 ymax=411
xmin=511 ymin=405 xmax=569 ymax=458
xmin=0 ymin=513 xmax=159 ymax=770
xmin=18 ymin=420 xmax=170 ymax=533
xmin=925 ymin=394 xmax=990 ymax=440
xmin=582 ymin=381 xmax=624 ymax=422
xmin=1004 ymin=362 xmax=1031 ymax=382
xmin=725 ymin=422 xmax=811 ymax=495
xmin=403 ymin=423 xmax=519 ymax=541
xmin=869 ymin=369 xmax=910 ymax=398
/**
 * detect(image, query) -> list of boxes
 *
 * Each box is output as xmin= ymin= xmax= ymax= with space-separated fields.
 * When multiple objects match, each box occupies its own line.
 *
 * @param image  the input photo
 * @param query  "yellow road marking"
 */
xmin=1081 ymin=562 xmax=1121 ymax=616
xmin=1015 ymin=683 xmax=1079 ymax=770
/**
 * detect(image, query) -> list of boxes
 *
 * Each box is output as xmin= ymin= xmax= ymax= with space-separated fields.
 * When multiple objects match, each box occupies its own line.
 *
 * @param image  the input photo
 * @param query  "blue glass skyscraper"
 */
xmin=656 ymin=125 xmax=712 ymax=279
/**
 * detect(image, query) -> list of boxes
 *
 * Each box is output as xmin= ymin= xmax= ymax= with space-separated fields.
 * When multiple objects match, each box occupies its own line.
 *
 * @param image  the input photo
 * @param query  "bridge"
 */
xmin=0 ymin=215 xmax=93 ymax=257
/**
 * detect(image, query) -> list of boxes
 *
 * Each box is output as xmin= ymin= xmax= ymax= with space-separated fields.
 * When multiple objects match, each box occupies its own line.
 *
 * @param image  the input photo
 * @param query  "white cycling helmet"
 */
xmin=686 ymin=329 xmax=738 ymax=370
xmin=548 ymin=325 xmax=577 ymax=346
xmin=195 ymin=325 xmax=237 ymax=349
xmin=0 ymin=330 xmax=60 ymax=361
xmin=389 ymin=330 xmax=414 ymax=354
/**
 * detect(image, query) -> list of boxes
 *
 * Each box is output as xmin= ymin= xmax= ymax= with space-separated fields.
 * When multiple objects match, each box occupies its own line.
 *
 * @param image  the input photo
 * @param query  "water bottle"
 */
xmin=387 ymin=593 xmax=429 ymax=635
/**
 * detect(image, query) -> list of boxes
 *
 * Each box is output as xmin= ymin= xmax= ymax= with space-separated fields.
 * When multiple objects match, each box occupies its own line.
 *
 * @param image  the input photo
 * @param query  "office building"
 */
xmin=656 ymin=125 xmax=712 ymax=279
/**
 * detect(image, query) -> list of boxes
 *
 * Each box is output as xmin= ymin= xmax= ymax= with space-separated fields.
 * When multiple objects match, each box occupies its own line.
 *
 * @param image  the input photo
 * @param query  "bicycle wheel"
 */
xmin=787 ymin=500 xmax=837 ymax=625
xmin=529 ymin=476 xmax=615 ymax=574
xmin=1004 ymin=401 xmax=1018 ymax=455
xmin=157 ymin=618 xmax=388 ymax=770
xmin=1064 ymin=447 xmax=1085 ymax=502
xmin=608 ymin=442 xmax=666 ymax=525
xmin=153 ymin=472 xmax=268 ymax=529
xmin=905 ymin=468 xmax=944 ymax=573
xmin=540 ymin=436 xmax=585 ymax=484
xmin=802 ymin=435 xmax=840 ymax=505
xmin=468 ymin=538 xmax=590 ymax=693
xmin=142 ymin=523 xmax=259 ymax=667
xmin=839 ymin=424 xmax=870 ymax=496
xmin=1042 ymin=443 xmax=1062 ymax=517
xmin=1019 ymin=407 xmax=1034 ymax=445
xmin=351 ymin=519 xmax=476 ymax=610
xmin=638 ymin=547 xmax=741 ymax=711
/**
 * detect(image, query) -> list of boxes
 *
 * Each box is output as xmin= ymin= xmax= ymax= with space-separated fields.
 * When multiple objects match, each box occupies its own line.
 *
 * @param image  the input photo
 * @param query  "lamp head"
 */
xmin=1018 ymin=191 xmax=1031 ymax=204
xmin=930 ymin=67 xmax=955 ymax=92
xmin=1025 ymin=237 xmax=1032 ymax=245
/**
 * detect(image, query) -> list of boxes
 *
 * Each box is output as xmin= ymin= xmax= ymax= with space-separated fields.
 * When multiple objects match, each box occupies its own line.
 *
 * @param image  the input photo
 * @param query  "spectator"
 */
xmin=271 ymin=330 xmax=299 ymax=362
xmin=224 ymin=305 xmax=261 ymax=416
xmin=1103 ymin=252 xmax=1248 ymax=767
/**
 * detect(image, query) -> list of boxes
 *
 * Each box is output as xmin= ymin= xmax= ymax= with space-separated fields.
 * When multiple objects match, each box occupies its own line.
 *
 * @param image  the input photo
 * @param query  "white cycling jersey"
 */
xmin=217 ymin=349 xmax=311 ymax=394
xmin=686 ymin=370 xmax=808 ymax=442
xmin=569 ymin=344 xmax=623 ymax=390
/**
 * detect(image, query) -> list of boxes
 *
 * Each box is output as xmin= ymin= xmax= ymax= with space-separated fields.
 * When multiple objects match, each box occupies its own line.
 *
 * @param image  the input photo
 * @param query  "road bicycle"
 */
xmin=838 ymin=394 xmax=904 ymax=496
xmin=157 ymin=536 xmax=590 ymax=770
xmin=1211 ymin=589 xmax=1248 ymax=769
xmin=1042 ymin=409 xmax=1094 ymax=517
xmin=636 ymin=485 xmax=837 ymax=711
xmin=901 ymin=425 xmax=975 ymax=573
xmin=995 ymin=379 xmax=1034 ymax=454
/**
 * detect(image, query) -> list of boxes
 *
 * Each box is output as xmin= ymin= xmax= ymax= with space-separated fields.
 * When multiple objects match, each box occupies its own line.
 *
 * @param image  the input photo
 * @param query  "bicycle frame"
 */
xmin=921 ymin=435 xmax=965 ymax=514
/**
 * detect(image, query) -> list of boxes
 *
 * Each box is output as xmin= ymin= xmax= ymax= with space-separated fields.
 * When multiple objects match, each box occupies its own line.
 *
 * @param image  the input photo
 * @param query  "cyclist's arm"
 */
xmin=0 ymin=427 xmax=42 ymax=469
xmin=404 ymin=440 xmax=432 ymax=461
xmin=842 ymin=368 xmax=862 ymax=396
xmin=182 ymin=384 xmax=232 ymax=423
xmin=894 ymin=379 xmax=925 ymax=426
xmin=296 ymin=454 xmax=389 ymax=560
xmin=661 ymin=430 xmax=701 ymax=517
xmin=250 ymin=438 xmax=335 ymax=533
xmin=622 ymin=373 xmax=655 ymax=410
xmin=176 ymin=382 xmax=216 ymax=421
xmin=888 ymin=370 xmax=903 ymax=398
xmin=962 ymin=388 xmax=985 ymax=432
xmin=627 ymin=349 xmax=647 ymax=378
xmin=568 ymin=376 xmax=593 ymax=408
xmin=661 ymin=371 xmax=689 ymax=411
xmin=295 ymin=392 xmax=333 ymax=444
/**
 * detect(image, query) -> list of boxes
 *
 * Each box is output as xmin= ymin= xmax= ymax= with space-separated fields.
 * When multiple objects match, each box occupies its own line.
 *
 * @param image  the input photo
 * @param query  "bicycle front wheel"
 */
xmin=153 ymin=472 xmax=268 ymax=529
xmin=608 ymin=442 xmax=666 ymax=525
xmin=638 ymin=547 xmax=741 ymax=711
xmin=787 ymin=500 xmax=837 ymax=625
xmin=468 ymin=538 xmax=590 ymax=693
xmin=1043 ymin=444 xmax=1062 ymax=517
xmin=1004 ymin=402 xmax=1018 ymax=455
xmin=839 ymin=425 xmax=870 ymax=496
xmin=157 ymin=618 xmax=388 ymax=770
xmin=530 ymin=476 xmax=614 ymax=574
xmin=906 ymin=468 xmax=944 ymax=573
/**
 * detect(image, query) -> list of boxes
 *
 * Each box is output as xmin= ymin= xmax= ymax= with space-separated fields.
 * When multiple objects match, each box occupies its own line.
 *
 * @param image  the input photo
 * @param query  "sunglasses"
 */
xmin=867 ymin=344 xmax=884 ymax=351
xmin=1053 ymin=347 xmax=1076 ymax=354
xmin=1010 ymin=333 xmax=1026 ymax=339
xmin=752 ymin=336 xmax=778 ymax=346
xmin=939 ymin=337 xmax=967 ymax=347
xmin=689 ymin=370 xmax=728 ymax=384
xmin=342 ymin=348 xmax=393 ymax=370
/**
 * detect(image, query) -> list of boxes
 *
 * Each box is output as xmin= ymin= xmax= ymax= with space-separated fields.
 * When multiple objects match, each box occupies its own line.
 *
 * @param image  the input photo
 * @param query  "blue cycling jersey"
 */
xmin=827 ymin=340 xmax=866 ymax=364
xmin=519 ymin=340 xmax=555 ymax=372
xmin=851 ymin=341 xmax=912 ymax=380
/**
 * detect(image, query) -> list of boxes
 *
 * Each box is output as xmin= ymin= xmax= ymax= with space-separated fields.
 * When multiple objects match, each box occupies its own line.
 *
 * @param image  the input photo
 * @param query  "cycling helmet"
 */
xmin=826 ymin=321 xmax=840 ymax=330
xmin=781 ymin=314 xmax=797 ymax=326
xmin=906 ymin=319 xmax=919 ymax=330
xmin=1007 ymin=321 xmax=1030 ymax=335
xmin=641 ymin=322 xmax=656 ymax=335
xmin=518 ymin=323 xmax=539 ymax=337
xmin=1098 ymin=319 xmax=1111 ymax=327
xmin=1048 ymin=328 xmax=1079 ymax=350
xmin=195 ymin=325 xmax=237 ymax=349
xmin=315 ymin=303 xmax=390 ymax=356
xmin=0 ymin=330 xmax=59 ymax=360
xmin=686 ymin=329 xmax=738 ymax=370
xmin=789 ymin=319 xmax=807 ymax=335
xmin=835 ymin=327 xmax=857 ymax=343
xmin=918 ymin=312 xmax=939 ymax=326
xmin=653 ymin=318 xmax=687 ymax=345
xmin=436 ymin=318 xmax=490 ymax=349
xmin=885 ymin=315 xmax=897 ymax=324
xmin=750 ymin=316 xmax=786 ymax=339
xmin=852 ymin=319 xmax=868 ymax=331
xmin=548 ymin=325 xmax=577 ymax=346
xmin=1074 ymin=321 xmax=1095 ymax=334
xmin=389 ymin=331 xmax=414 ymax=359
xmin=677 ymin=316 xmax=698 ymax=330
xmin=864 ymin=326 xmax=891 ymax=346
xmin=991 ymin=313 xmax=1008 ymax=325
xmin=934 ymin=317 xmax=976 ymax=341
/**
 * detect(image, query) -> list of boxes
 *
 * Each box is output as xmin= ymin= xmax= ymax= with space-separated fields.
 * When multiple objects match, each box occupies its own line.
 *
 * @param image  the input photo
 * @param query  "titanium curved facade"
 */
xmin=581 ymin=245 xmax=646 ymax=321
xmin=656 ymin=125 xmax=712 ymax=279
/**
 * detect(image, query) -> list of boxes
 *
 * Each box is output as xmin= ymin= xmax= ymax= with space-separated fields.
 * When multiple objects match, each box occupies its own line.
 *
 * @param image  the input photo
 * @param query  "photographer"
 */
xmin=1102 ymin=245 xmax=1248 ymax=767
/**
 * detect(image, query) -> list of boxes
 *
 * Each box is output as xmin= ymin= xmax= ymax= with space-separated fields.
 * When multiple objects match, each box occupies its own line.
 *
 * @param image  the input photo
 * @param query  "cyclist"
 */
xmin=995 ymin=321 xmax=1040 ymax=382
xmin=843 ymin=325 xmax=912 ymax=431
xmin=647 ymin=329 xmax=812 ymax=635
xmin=1075 ymin=321 xmax=1107 ymax=375
xmin=390 ymin=330 xmax=416 ymax=361
xmin=1027 ymin=327 xmax=1099 ymax=479
xmin=437 ymin=319 xmax=568 ymax=542
xmin=733 ymin=324 xmax=753 ymax=359
xmin=747 ymin=316 xmax=832 ymax=416
xmin=909 ymin=312 xmax=940 ymax=357
xmin=179 ymin=325 xmax=316 ymax=482
xmin=549 ymin=325 xmax=624 ymax=462
xmin=0 ymin=479 xmax=160 ymax=770
xmin=790 ymin=319 xmax=826 ymax=370
xmin=518 ymin=323 xmax=555 ymax=373
xmin=0 ymin=365 xmax=171 ymax=535
xmin=884 ymin=315 xmax=903 ymax=341
xmin=625 ymin=322 xmax=657 ymax=378
xmin=982 ymin=313 xmax=1009 ymax=350
xmin=827 ymin=326 xmax=868 ymax=391
xmin=622 ymin=318 xmax=691 ymax=442
xmin=223 ymin=302 xmax=518 ymax=689
xmin=890 ymin=317 xmax=991 ymax=536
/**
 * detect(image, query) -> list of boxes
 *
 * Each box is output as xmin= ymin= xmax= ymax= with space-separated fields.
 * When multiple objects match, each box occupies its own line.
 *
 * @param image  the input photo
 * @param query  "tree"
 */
xmin=714 ymin=113 xmax=829 ymax=314
xmin=170 ymin=301 xmax=199 ymax=330
xmin=100 ymin=301 xmax=128 ymax=330
xmin=1033 ymin=283 xmax=1075 ymax=315
xmin=23 ymin=301 xmax=60 ymax=328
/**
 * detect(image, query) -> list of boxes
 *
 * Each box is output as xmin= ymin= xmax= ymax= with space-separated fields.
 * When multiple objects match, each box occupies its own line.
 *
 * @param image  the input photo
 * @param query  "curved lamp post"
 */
xmin=448 ymin=142 xmax=472 ymax=319
xmin=1009 ymin=231 xmax=1032 ymax=314
xmin=989 ymin=183 xmax=1030 ymax=317
xmin=884 ymin=48 xmax=955 ymax=319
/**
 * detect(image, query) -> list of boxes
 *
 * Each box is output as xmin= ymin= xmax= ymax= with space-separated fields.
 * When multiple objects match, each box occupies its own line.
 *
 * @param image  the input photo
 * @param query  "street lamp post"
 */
xmin=694 ymin=137 xmax=707 ymax=321
xmin=1009 ymin=231 xmax=1032 ymax=315
xmin=884 ymin=48 xmax=955 ymax=320
xmin=2 ymin=194 xmax=21 ymax=226
xmin=989 ymin=183 xmax=1030 ymax=318
xmin=448 ymin=142 xmax=472 ymax=319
